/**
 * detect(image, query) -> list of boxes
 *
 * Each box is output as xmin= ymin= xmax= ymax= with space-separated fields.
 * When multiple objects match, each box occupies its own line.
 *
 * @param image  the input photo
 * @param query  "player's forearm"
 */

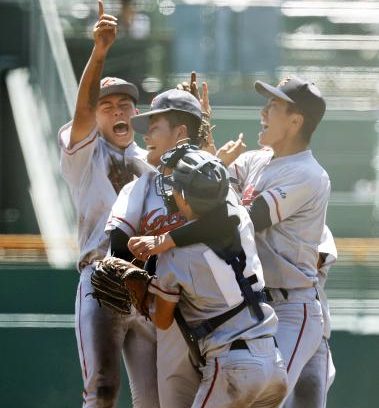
xmin=150 ymin=296 xmax=175 ymax=330
xmin=70 ymin=46 xmax=107 ymax=147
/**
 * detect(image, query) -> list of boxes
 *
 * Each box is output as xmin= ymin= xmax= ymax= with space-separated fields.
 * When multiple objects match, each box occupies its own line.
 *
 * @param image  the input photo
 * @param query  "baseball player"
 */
xmin=58 ymin=1 xmax=159 ymax=407
xmin=226 ymin=76 xmax=330 ymax=404
xmin=106 ymin=88 xmax=208 ymax=408
xmin=143 ymin=147 xmax=288 ymax=408
xmin=284 ymin=225 xmax=337 ymax=408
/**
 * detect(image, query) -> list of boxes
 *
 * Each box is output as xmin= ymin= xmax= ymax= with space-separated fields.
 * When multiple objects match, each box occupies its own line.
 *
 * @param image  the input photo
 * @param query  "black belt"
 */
xmin=230 ymin=339 xmax=249 ymax=350
xmin=264 ymin=288 xmax=288 ymax=301
xmin=230 ymin=336 xmax=277 ymax=351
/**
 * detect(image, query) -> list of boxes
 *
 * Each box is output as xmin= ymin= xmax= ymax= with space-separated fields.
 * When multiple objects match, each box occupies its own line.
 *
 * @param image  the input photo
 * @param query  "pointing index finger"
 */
xmin=98 ymin=0 xmax=104 ymax=18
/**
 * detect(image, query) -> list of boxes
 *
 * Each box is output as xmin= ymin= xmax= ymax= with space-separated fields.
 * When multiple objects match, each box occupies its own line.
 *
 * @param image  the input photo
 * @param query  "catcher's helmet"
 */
xmin=157 ymin=147 xmax=230 ymax=215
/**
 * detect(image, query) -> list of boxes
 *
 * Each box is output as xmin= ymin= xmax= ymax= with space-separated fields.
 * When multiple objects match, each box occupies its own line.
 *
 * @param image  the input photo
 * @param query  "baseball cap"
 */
xmin=131 ymin=89 xmax=202 ymax=135
xmin=254 ymin=76 xmax=326 ymax=128
xmin=99 ymin=77 xmax=139 ymax=104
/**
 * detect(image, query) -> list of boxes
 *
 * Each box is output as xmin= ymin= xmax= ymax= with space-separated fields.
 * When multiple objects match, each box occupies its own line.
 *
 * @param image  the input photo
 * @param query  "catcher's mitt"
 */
xmin=90 ymin=256 xmax=155 ymax=318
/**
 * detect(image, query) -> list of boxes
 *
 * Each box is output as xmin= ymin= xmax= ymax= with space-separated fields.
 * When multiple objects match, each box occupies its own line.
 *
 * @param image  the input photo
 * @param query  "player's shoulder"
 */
xmin=58 ymin=120 xmax=98 ymax=151
xmin=233 ymin=147 xmax=273 ymax=168
xmin=300 ymin=151 xmax=330 ymax=184
xmin=282 ymin=150 xmax=329 ymax=181
xmin=241 ymin=147 xmax=273 ymax=160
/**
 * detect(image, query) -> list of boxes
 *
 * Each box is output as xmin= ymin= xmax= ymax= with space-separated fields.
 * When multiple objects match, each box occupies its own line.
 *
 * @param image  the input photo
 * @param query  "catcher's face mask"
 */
xmin=156 ymin=143 xmax=199 ymax=214
xmin=155 ymin=174 xmax=181 ymax=214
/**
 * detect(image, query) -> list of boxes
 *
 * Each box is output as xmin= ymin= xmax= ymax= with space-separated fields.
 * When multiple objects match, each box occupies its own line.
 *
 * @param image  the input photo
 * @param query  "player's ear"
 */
xmin=291 ymin=113 xmax=304 ymax=132
xmin=175 ymin=124 xmax=188 ymax=141
xmin=135 ymin=107 xmax=140 ymax=115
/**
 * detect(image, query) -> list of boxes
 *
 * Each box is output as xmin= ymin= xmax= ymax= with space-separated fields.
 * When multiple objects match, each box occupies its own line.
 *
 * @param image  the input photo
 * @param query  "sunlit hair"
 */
xmin=163 ymin=111 xmax=202 ymax=146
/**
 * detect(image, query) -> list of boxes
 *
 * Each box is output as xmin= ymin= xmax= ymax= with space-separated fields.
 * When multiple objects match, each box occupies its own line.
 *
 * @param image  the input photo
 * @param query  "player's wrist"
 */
xmin=92 ymin=44 xmax=109 ymax=60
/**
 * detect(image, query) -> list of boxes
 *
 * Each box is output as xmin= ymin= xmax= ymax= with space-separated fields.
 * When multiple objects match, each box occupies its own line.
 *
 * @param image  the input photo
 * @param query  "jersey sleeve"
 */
xmin=228 ymin=152 xmax=251 ymax=195
xmin=58 ymin=121 xmax=99 ymax=186
xmin=259 ymin=175 xmax=330 ymax=226
xmin=105 ymin=171 xmax=155 ymax=237
xmin=148 ymin=252 xmax=181 ymax=303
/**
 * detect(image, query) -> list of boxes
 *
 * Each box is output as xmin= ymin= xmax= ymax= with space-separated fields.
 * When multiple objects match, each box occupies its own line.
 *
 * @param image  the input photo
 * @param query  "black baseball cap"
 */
xmin=99 ymin=77 xmax=139 ymax=104
xmin=254 ymin=76 xmax=326 ymax=128
xmin=131 ymin=89 xmax=202 ymax=135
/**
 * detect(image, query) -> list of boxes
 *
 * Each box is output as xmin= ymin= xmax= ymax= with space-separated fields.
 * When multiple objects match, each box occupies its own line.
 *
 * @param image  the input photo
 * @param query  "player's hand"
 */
xmin=128 ymin=234 xmax=176 ymax=261
xmin=93 ymin=0 xmax=117 ymax=53
xmin=191 ymin=72 xmax=212 ymax=119
xmin=217 ymin=133 xmax=246 ymax=166
xmin=177 ymin=72 xmax=212 ymax=119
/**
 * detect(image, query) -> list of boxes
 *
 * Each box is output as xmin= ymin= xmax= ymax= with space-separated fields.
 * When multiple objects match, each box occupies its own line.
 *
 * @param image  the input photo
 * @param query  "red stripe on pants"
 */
xmin=201 ymin=358 xmax=219 ymax=408
xmin=287 ymin=303 xmax=307 ymax=372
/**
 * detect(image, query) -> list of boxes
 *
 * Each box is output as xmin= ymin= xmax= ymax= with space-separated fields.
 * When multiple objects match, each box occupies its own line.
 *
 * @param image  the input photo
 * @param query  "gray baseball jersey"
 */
xmin=230 ymin=148 xmax=331 ymax=289
xmin=59 ymin=122 xmax=147 ymax=270
xmin=105 ymin=171 xmax=186 ymax=237
xmin=149 ymin=206 xmax=278 ymax=357
xmin=59 ymin=122 xmax=159 ymax=408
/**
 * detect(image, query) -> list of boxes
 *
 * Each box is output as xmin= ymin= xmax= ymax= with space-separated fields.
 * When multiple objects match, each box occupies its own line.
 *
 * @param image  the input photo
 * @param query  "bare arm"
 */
xmin=69 ymin=0 xmax=117 ymax=148
xmin=151 ymin=296 xmax=176 ymax=330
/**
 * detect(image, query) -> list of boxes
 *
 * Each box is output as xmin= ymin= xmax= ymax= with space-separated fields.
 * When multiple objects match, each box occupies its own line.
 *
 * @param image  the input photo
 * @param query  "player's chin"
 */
xmin=258 ymin=131 xmax=266 ymax=147
xmin=147 ymin=149 xmax=160 ymax=166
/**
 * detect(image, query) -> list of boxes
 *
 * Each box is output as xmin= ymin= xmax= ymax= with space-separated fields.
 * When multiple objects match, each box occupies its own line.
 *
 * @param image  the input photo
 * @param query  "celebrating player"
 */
xmin=105 ymin=88 xmax=207 ymax=407
xmin=228 ymin=76 xmax=330 ymax=405
xmin=58 ymin=1 xmax=159 ymax=407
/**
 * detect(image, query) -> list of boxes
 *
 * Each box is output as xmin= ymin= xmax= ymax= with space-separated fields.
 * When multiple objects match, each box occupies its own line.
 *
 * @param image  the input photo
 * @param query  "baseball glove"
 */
xmin=90 ymin=256 xmax=154 ymax=318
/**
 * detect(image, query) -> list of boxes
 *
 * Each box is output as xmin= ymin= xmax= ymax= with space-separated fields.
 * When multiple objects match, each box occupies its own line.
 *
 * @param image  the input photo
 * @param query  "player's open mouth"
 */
xmin=113 ymin=121 xmax=129 ymax=135
xmin=146 ymin=145 xmax=156 ymax=151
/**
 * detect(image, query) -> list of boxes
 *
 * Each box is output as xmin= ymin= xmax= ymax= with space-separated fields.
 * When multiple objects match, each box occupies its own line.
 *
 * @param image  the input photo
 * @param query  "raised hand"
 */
xmin=189 ymin=72 xmax=212 ymax=118
xmin=217 ymin=133 xmax=247 ymax=166
xmin=177 ymin=72 xmax=212 ymax=119
xmin=93 ymin=0 xmax=118 ymax=53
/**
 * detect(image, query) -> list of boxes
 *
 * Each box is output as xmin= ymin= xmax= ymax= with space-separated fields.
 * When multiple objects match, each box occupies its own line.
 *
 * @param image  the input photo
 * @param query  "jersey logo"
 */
xmin=101 ymin=77 xmax=118 ymax=87
xmin=273 ymin=187 xmax=287 ymax=199
xmin=140 ymin=208 xmax=186 ymax=235
xmin=242 ymin=185 xmax=261 ymax=206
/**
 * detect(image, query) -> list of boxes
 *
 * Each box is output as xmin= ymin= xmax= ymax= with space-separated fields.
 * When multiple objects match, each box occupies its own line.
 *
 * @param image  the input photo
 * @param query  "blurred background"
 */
xmin=0 ymin=0 xmax=378 ymax=406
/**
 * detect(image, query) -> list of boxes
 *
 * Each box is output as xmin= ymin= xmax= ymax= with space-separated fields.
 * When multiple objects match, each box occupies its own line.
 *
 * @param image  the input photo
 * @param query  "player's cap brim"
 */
xmin=131 ymin=108 xmax=175 ymax=135
xmin=254 ymin=80 xmax=295 ymax=103
xmin=99 ymin=83 xmax=139 ymax=104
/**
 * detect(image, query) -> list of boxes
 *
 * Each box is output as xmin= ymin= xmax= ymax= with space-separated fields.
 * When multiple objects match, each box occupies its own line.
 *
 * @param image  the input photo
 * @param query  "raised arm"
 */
xmin=70 ymin=0 xmax=117 ymax=148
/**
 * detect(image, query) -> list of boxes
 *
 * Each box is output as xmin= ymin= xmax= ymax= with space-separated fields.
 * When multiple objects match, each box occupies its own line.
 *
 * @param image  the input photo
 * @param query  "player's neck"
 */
xmin=272 ymin=138 xmax=309 ymax=158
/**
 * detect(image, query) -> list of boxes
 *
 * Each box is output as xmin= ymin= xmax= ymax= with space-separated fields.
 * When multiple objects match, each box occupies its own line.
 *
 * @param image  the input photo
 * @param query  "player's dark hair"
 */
xmin=164 ymin=111 xmax=202 ymax=146
xmin=286 ymin=103 xmax=316 ymax=142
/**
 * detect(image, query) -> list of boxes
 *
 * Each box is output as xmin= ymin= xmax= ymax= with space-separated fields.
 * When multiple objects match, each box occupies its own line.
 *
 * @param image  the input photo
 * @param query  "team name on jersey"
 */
xmin=140 ymin=208 xmax=186 ymax=236
xmin=242 ymin=185 xmax=261 ymax=206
